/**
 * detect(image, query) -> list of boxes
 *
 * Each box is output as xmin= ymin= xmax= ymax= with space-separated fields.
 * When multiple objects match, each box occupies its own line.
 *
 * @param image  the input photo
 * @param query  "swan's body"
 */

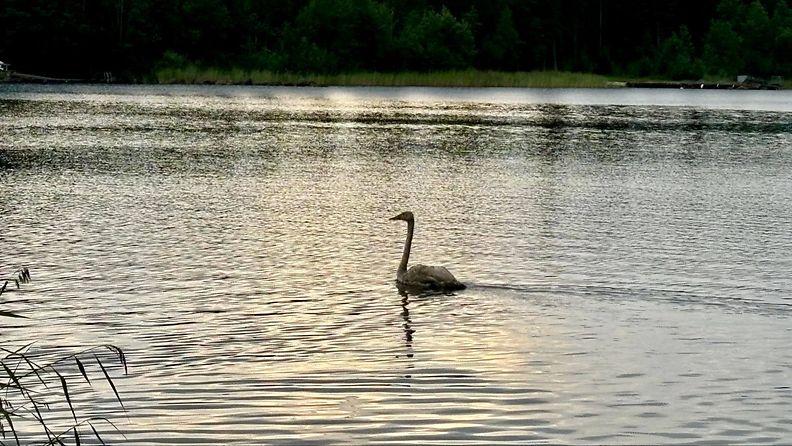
xmin=390 ymin=211 xmax=465 ymax=291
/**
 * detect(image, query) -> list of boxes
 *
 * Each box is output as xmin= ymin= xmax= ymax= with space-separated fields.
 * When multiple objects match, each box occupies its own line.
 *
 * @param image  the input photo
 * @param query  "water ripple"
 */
xmin=2 ymin=85 xmax=792 ymax=444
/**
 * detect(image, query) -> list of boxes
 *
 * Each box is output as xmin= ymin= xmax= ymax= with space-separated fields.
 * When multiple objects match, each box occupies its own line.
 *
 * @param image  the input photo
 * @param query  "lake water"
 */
xmin=2 ymin=84 xmax=792 ymax=445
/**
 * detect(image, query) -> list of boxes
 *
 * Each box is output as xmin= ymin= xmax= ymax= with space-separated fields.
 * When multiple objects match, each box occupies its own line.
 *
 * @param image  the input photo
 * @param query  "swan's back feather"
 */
xmin=400 ymin=264 xmax=465 ymax=290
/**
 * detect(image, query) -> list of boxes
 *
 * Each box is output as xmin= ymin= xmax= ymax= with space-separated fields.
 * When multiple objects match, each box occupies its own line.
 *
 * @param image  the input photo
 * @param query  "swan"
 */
xmin=389 ymin=211 xmax=465 ymax=291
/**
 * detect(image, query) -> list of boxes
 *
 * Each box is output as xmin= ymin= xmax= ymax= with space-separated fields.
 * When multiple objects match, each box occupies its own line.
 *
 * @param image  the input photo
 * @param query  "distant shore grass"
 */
xmin=154 ymin=67 xmax=612 ymax=88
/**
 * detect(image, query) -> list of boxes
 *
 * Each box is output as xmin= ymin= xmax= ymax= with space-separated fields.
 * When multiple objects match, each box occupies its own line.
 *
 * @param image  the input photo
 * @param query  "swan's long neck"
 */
xmin=398 ymin=219 xmax=414 ymax=276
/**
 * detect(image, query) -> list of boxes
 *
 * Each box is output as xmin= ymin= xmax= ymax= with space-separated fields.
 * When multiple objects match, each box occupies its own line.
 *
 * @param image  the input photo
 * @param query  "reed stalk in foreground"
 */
xmin=1 ymin=267 xmax=128 ymax=445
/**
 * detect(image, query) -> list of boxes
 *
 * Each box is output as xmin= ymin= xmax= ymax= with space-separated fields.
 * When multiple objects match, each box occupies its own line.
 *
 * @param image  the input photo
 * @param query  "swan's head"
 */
xmin=389 ymin=211 xmax=414 ymax=222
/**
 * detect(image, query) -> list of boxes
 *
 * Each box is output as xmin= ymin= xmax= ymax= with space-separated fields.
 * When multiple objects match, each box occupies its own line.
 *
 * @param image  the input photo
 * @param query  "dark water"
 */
xmin=2 ymin=84 xmax=792 ymax=444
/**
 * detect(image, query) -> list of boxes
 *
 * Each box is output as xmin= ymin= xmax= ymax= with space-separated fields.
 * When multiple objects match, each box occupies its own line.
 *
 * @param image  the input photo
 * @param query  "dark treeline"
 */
xmin=1 ymin=0 xmax=790 ymax=80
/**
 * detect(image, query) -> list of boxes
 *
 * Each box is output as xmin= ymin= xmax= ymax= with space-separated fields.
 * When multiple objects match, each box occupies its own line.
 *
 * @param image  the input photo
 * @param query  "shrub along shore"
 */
xmin=154 ymin=68 xmax=613 ymax=88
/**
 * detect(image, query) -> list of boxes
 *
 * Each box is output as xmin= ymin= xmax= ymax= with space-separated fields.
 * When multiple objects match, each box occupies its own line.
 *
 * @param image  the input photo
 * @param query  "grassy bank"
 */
xmin=154 ymin=67 xmax=612 ymax=88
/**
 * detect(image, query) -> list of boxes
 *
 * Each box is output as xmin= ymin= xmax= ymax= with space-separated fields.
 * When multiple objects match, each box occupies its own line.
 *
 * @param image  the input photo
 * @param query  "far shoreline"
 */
xmin=152 ymin=68 xmax=612 ymax=88
xmin=151 ymin=68 xmax=788 ymax=90
xmin=2 ymin=68 xmax=788 ymax=90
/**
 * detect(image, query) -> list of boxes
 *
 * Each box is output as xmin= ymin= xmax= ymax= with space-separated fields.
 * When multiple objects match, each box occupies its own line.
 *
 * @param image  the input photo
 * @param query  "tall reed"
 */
xmin=1 ymin=267 xmax=127 ymax=445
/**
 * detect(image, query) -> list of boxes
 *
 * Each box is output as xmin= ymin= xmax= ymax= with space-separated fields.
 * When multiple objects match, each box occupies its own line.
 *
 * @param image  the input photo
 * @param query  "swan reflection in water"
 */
xmin=399 ymin=291 xmax=415 ymax=360
xmin=389 ymin=211 xmax=465 ymax=292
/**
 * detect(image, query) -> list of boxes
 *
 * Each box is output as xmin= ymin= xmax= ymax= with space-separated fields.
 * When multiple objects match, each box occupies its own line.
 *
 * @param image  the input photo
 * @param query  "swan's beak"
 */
xmin=390 ymin=211 xmax=412 ymax=221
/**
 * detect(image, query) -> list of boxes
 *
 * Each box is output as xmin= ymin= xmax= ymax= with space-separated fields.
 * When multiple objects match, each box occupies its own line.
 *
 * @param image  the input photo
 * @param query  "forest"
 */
xmin=0 ymin=0 xmax=790 ymax=82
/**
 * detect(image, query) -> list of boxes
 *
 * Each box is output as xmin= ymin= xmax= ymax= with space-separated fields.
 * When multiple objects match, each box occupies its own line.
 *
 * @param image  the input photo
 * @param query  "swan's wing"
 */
xmin=403 ymin=264 xmax=460 ymax=286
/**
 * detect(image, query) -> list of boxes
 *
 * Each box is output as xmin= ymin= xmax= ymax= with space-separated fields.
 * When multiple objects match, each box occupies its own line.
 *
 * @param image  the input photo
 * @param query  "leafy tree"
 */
xmin=226 ymin=0 xmax=302 ymax=70
xmin=289 ymin=0 xmax=395 ymax=72
xmin=715 ymin=0 xmax=745 ymax=27
xmin=703 ymin=20 xmax=744 ymax=76
xmin=742 ymin=0 xmax=773 ymax=75
xmin=480 ymin=6 xmax=520 ymax=70
xmin=396 ymin=6 xmax=476 ymax=71
xmin=656 ymin=26 xmax=704 ymax=80
xmin=179 ymin=0 xmax=233 ymax=64
xmin=771 ymin=0 xmax=792 ymax=73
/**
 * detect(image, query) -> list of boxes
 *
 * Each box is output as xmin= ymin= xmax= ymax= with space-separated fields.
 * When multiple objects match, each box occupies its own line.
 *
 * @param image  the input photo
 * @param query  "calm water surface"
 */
xmin=2 ymin=85 xmax=792 ymax=444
